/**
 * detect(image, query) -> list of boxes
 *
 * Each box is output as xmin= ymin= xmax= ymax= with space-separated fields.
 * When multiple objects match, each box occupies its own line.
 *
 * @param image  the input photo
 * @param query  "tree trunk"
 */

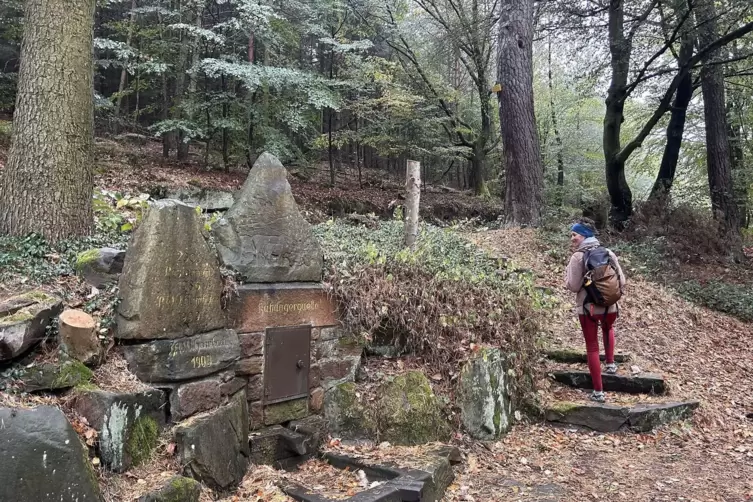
xmin=117 ymin=0 xmax=137 ymax=117
xmin=404 ymin=160 xmax=421 ymax=248
xmin=0 ymin=0 xmax=96 ymax=241
xmin=697 ymin=0 xmax=741 ymax=249
xmin=603 ymin=0 xmax=633 ymax=227
xmin=649 ymin=29 xmax=694 ymax=201
xmin=497 ymin=0 xmax=543 ymax=225
xmin=548 ymin=40 xmax=564 ymax=192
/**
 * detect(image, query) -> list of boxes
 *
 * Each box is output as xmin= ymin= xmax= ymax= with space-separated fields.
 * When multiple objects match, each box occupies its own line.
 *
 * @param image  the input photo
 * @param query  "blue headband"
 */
xmin=571 ymin=223 xmax=594 ymax=238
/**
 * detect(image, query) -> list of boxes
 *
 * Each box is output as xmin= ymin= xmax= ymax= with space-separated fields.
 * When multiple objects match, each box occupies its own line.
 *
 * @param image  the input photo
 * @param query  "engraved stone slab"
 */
xmin=226 ymin=283 xmax=337 ymax=333
xmin=212 ymin=152 xmax=323 ymax=282
xmin=117 ymin=199 xmax=225 ymax=340
xmin=123 ymin=329 xmax=240 ymax=382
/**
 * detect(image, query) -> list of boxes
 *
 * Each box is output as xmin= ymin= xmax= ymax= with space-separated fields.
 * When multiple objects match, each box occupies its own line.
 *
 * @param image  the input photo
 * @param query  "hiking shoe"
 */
xmin=605 ymin=363 xmax=618 ymax=375
xmin=589 ymin=391 xmax=606 ymax=403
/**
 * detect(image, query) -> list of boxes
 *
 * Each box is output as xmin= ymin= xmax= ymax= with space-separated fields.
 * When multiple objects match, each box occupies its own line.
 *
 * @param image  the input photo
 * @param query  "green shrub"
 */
xmin=676 ymin=280 xmax=753 ymax=322
xmin=314 ymin=220 xmax=545 ymax=407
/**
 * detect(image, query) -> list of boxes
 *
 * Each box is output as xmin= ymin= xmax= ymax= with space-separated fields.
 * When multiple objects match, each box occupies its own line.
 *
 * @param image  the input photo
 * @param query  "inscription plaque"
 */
xmin=227 ymin=283 xmax=337 ymax=333
xmin=122 ymin=329 xmax=240 ymax=382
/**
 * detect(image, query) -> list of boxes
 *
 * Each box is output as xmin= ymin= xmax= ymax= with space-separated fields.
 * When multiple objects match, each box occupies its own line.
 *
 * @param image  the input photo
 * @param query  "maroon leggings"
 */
xmin=578 ymin=312 xmax=618 ymax=392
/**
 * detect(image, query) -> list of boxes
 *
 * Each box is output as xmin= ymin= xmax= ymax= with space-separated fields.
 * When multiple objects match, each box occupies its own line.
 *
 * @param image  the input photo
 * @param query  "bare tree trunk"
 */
xmin=0 ymin=0 xmax=96 ymax=241
xmin=547 ymin=39 xmax=564 ymax=192
xmin=697 ymin=0 xmax=741 ymax=250
xmin=649 ymin=31 xmax=694 ymax=201
xmin=404 ymin=160 xmax=421 ymax=248
xmin=498 ymin=0 xmax=543 ymax=225
xmin=117 ymin=0 xmax=137 ymax=117
xmin=603 ymin=0 xmax=633 ymax=227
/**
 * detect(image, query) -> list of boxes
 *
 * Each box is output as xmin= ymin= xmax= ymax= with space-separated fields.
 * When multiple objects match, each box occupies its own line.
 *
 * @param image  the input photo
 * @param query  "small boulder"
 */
xmin=324 ymin=382 xmax=377 ymax=440
xmin=59 ymin=309 xmax=101 ymax=365
xmin=72 ymin=389 xmax=167 ymax=472
xmin=75 ymin=247 xmax=126 ymax=287
xmin=0 ymin=406 xmax=103 ymax=502
xmin=18 ymin=358 xmax=93 ymax=392
xmin=175 ymin=391 xmax=249 ymax=490
xmin=0 ymin=291 xmax=62 ymax=362
xmin=138 ymin=476 xmax=201 ymax=502
xmin=212 ymin=152 xmax=323 ymax=282
xmin=375 ymin=371 xmax=452 ymax=446
xmin=457 ymin=348 xmax=513 ymax=440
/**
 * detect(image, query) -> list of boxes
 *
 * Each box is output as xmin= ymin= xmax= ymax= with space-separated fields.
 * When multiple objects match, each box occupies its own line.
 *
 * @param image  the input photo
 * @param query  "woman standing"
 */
xmin=565 ymin=222 xmax=626 ymax=402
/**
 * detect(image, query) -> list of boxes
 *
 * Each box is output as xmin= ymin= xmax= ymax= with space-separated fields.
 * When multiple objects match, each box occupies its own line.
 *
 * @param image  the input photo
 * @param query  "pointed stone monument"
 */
xmin=212 ymin=152 xmax=323 ymax=283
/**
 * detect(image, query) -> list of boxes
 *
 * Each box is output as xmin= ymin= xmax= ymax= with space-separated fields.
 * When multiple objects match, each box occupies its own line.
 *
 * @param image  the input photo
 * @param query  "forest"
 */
xmin=1 ymin=0 xmax=753 ymax=501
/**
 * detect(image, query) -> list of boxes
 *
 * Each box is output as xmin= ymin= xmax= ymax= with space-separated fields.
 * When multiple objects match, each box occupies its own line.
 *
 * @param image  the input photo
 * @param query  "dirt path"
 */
xmin=443 ymin=228 xmax=753 ymax=501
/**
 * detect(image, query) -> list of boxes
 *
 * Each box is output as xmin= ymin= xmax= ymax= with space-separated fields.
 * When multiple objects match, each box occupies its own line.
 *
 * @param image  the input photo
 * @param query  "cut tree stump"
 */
xmin=59 ymin=309 xmax=100 ymax=366
xmin=543 ymin=348 xmax=631 ymax=364
xmin=545 ymin=400 xmax=699 ymax=432
xmin=549 ymin=370 xmax=666 ymax=394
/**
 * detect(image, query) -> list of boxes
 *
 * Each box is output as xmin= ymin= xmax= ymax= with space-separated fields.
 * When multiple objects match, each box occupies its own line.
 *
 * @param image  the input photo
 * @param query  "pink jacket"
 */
xmin=565 ymin=240 xmax=626 ymax=315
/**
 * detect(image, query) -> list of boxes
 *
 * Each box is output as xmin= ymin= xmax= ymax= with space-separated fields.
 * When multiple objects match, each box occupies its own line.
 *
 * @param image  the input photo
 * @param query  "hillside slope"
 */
xmin=446 ymin=227 xmax=753 ymax=501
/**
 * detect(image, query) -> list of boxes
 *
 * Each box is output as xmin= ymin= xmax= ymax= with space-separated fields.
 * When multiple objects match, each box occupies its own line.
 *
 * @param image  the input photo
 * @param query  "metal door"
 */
xmin=264 ymin=325 xmax=311 ymax=404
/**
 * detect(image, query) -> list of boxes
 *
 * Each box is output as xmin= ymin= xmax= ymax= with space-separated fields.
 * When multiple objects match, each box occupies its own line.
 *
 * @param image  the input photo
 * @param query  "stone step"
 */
xmin=543 ymin=348 xmax=632 ymax=364
xmin=549 ymin=370 xmax=666 ymax=394
xmin=545 ymin=400 xmax=700 ymax=433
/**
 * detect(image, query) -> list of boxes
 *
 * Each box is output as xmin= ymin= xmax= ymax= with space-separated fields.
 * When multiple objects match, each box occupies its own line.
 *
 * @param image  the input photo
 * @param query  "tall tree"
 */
xmin=697 ymin=0 xmax=741 ymax=248
xmin=498 ymin=0 xmax=543 ymax=225
xmin=0 ymin=0 xmax=96 ymax=241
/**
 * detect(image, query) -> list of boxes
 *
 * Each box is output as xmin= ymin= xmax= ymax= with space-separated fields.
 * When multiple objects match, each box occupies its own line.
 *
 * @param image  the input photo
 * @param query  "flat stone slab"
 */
xmin=543 ymin=348 xmax=631 ymax=363
xmin=123 ymin=329 xmax=240 ymax=382
xmin=280 ymin=447 xmax=456 ymax=502
xmin=549 ymin=370 xmax=666 ymax=394
xmin=0 ymin=291 xmax=62 ymax=362
xmin=546 ymin=400 xmax=700 ymax=432
xmin=226 ymin=283 xmax=338 ymax=333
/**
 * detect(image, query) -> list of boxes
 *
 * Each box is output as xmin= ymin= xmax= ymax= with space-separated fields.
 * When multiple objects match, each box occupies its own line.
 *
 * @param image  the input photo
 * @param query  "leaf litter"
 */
xmin=462 ymin=227 xmax=753 ymax=501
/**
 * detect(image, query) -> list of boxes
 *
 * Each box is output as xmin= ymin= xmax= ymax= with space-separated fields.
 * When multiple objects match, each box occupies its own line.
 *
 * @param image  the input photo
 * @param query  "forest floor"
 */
xmin=459 ymin=228 xmax=753 ymax=502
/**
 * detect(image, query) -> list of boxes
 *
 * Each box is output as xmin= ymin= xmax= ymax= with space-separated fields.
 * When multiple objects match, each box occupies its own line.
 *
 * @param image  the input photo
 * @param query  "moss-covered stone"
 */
xmin=20 ymin=359 xmax=93 ymax=392
xmin=457 ymin=348 xmax=513 ymax=440
xmin=126 ymin=415 xmax=159 ymax=467
xmin=324 ymin=382 xmax=377 ymax=439
xmin=138 ymin=475 xmax=201 ymax=502
xmin=263 ymin=397 xmax=308 ymax=425
xmin=75 ymin=248 xmax=102 ymax=271
xmin=0 ymin=309 xmax=36 ymax=324
xmin=375 ymin=371 xmax=451 ymax=445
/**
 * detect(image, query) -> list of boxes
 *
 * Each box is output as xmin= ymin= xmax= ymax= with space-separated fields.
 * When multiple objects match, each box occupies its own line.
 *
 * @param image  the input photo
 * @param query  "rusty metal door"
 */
xmin=264 ymin=325 xmax=311 ymax=404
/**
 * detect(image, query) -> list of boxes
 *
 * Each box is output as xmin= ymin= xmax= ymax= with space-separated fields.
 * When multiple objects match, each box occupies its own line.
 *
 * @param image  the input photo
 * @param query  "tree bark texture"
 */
xmin=404 ymin=160 xmax=421 ymax=248
xmin=650 ymin=26 xmax=694 ymax=200
xmin=603 ymin=0 xmax=633 ymax=227
xmin=498 ymin=0 xmax=543 ymax=226
xmin=0 ymin=0 xmax=96 ymax=241
xmin=697 ymin=0 xmax=741 ymax=246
